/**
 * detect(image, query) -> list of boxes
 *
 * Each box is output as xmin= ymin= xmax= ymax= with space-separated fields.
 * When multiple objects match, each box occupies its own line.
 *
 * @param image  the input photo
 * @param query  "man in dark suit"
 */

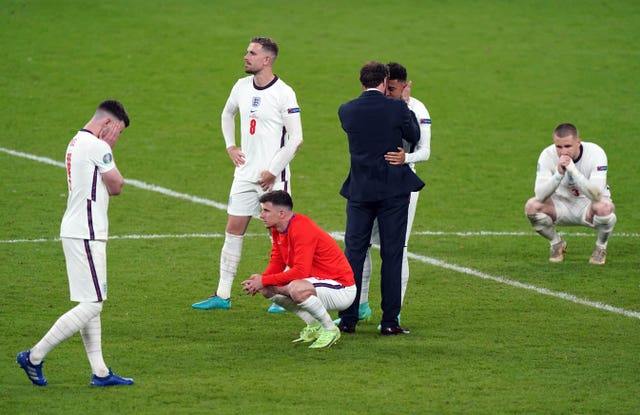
xmin=337 ymin=61 xmax=424 ymax=335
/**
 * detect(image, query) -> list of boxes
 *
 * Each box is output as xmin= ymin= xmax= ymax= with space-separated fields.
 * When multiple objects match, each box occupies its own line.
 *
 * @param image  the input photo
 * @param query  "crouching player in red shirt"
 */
xmin=242 ymin=191 xmax=355 ymax=349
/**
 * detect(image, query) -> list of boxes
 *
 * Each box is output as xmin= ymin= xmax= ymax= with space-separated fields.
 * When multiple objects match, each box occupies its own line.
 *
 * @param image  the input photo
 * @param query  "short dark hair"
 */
xmin=554 ymin=123 xmax=578 ymax=138
xmin=251 ymin=36 xmax=279 ymax=58
xmin=387 ymin=62 xmax=407 ymax=82
xmin=98 ymin=99 xmax=130 ymax=128
xmin=359 ymin=61 xmax=388 ymax=88
xmin=259 ymin=190 xmax=293 ymax=210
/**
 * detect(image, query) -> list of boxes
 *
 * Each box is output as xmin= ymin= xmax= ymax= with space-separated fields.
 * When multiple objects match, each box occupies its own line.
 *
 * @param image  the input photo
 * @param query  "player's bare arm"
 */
xmin=227 ymin=146 xmax=246 ymax=167
xmin=102 ymin=167 xmax=124 ymax=196
xmin=259 ymin=171 xmax=276 ymax=191
xmin=241 ymin=274 xmax=264 ymax=295
xmin=384 ymin=147 xmax=406 ymax=165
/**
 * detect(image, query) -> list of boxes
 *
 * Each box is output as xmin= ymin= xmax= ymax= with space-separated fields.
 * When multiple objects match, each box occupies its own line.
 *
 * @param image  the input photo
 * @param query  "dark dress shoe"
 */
xmin=338 ymin=322 xmax=356 ymax=333
xmin=380 ymin=325 xmax=410 ymax=336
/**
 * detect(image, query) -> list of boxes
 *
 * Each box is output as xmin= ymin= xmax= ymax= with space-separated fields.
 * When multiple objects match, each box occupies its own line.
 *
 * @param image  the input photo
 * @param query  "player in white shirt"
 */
xmin=355 ymin=62 xmax=431 ymax=322
xmin=524 ymin=123 xmax=616 ymax=264
xmin=193 ymin=37 xmax=303 ymax=311
xmin=17 ymin=100 xmax=134 ymax=387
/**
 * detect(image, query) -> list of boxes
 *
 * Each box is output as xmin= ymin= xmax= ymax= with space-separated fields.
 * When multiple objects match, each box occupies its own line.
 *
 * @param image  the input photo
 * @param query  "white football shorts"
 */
xmin=62 ymin=238 xmax=107 ymax=302
xmin=227 ymin=179 xmax=290 ymax=217
xmin=306 ymin=278 xmax=356 ymax=311
xmin=551 ymin=194 xmax=593 ymax=227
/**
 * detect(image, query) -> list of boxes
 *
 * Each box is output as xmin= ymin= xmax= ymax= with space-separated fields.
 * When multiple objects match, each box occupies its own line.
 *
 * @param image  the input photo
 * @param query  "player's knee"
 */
xmin=78 ymin=301 xmax=103 ymax=317
xmin=524 ymin=198 xmax=541 ymax=215
xmin=593 ymin=199 xmax=615 ymax=216
xmin=593 ymin=212 xmax=617 ymax=228
xmin=527 ymin=212 xmax=553 ymax=230
xmin=288 ymin=280 xmax=314 ymax=303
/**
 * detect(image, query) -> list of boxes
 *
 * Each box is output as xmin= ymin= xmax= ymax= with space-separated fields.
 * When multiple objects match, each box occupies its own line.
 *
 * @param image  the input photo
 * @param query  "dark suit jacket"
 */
xmin=339 ymin=90 xmax=425 ymax=202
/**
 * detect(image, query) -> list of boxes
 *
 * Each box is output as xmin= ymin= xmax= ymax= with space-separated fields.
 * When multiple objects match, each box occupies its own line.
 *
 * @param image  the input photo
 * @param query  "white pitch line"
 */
xmin=3 ymin=147 xmax=639 ymax=320
xmin=0 ymin=147 xmax=227 ymax=210
xmin=406 ymin=251 xmax=640 ymax=320
xmin=124 ymin=179 xmax=227 ymax=210
xmin=0 ymin=233 xmax=267 ymax=244
xmin=327 ymin=233 xmax=640 ymax=320
xmin=1 ymin=147 xmax=65 ymax=168
xmin=413 ymin=231 xmax=640 ymax=237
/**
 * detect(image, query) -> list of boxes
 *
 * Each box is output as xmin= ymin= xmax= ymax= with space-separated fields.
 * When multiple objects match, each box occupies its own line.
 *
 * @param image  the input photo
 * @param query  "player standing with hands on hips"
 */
xmin=525 ymin=123 xmax=616 ymax=264
xmin=192 ymin=37 xmax=303 ymax=311
xmin=17 ymin=100 xmax=134 ymax=387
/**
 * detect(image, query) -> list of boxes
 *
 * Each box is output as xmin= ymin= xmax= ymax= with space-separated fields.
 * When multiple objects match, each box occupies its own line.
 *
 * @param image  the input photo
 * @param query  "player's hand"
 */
xmin=402 ymin=80 xmax=412 ymax=104
xmin=227 ymin=146 xmax=246 ymax=167
xmin=384 ymin=147 xmax=406 ymax=165
xmin=557 ymin=155 xmax=572 ymax=174
xmin=241 ymin=274 xmax=264 ymax=296
xmin=99 ymin=120 xmax=124 ymax=148
xmin=259 ymin=171 xmax=276 ymax=191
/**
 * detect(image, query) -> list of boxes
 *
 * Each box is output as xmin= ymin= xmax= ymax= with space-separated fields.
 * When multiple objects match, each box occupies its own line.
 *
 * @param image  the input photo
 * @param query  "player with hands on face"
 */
xmin=17 ymin=100 xmax=134 ymax=387
xmin=524 ymin=123 xmax=616 ymax=264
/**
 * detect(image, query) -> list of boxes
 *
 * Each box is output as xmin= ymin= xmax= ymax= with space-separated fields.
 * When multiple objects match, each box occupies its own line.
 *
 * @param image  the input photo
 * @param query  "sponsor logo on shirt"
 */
xmin=287 ymin=107 xmax=301 ymax=114
xmin=597 ymin=165 xmax=607 ymax=171
xmin=419 ymin=118 xmax=431 ymax=124
xmin=103 ymin=153 xmax=113 ymax=164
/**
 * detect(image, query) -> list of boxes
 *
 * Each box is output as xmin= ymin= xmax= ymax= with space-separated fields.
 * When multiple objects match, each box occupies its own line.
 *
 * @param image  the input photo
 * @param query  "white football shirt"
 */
xmin=404 ymin=96 xmax=431 ymax=170
xmin=221 ymin=75 xmax=302 ymax=183
xmin=60 ymin=130 xmax=116 ymax=240
xmin=535 ymin=141 xmax=610 ymax=200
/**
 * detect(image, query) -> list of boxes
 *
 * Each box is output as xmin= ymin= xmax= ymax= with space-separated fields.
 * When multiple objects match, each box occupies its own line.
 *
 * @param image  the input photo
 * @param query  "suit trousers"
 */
xmin=339 ymin=194 xmax=410 ymax=328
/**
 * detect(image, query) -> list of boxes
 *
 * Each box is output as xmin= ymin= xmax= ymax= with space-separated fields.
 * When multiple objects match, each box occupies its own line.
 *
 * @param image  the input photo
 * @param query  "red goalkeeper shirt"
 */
xmin=261 ymin=214 xmax=354 ymax=287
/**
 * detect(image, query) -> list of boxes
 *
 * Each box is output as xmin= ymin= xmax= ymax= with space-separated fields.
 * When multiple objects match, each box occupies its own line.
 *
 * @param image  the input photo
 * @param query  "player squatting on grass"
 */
xmin=524 ymin=123 xmax=616 ymax=265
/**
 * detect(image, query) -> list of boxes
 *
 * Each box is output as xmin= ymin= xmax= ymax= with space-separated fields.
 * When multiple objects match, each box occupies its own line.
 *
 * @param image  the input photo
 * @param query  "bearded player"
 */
xmin=192 ymin=37 xmax=303 ymax=311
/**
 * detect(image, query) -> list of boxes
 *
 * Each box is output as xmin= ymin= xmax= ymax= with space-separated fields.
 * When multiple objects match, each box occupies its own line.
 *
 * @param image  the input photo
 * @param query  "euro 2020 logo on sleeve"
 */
xmin=103 ymin=153 xmax=113 ymax=164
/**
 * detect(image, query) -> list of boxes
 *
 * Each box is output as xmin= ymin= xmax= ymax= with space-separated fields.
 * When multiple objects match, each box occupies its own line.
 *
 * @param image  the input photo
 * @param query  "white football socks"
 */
xmin=593 ymin=213 xmax=617 ymax=248
xmin=299 ymin=296 xmax=335 ymax=330
xmin=80 ymin=315 xmax=109 ymax=377
xmin=361 ymin=246 xmax=409 ymax=306
xmin=400 ymin=245 xmax=409 ymax=304
xmin=30 ymin=302 xmax=103 ymax=364
xmin=269 ymin=294 xmax=315 ymax=324
xmin=359 ymin=249 xmax=372 ymax=304
xmin=527 ymin=213 xmax=562 ymax=245
xmin=216 ymin=232 xmax=244 ymax=299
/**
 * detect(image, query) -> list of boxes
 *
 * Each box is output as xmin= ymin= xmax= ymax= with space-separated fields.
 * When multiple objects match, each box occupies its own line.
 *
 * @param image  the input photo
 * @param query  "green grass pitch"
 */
xmin=1 ymin=1 xmax=639 ymax=414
